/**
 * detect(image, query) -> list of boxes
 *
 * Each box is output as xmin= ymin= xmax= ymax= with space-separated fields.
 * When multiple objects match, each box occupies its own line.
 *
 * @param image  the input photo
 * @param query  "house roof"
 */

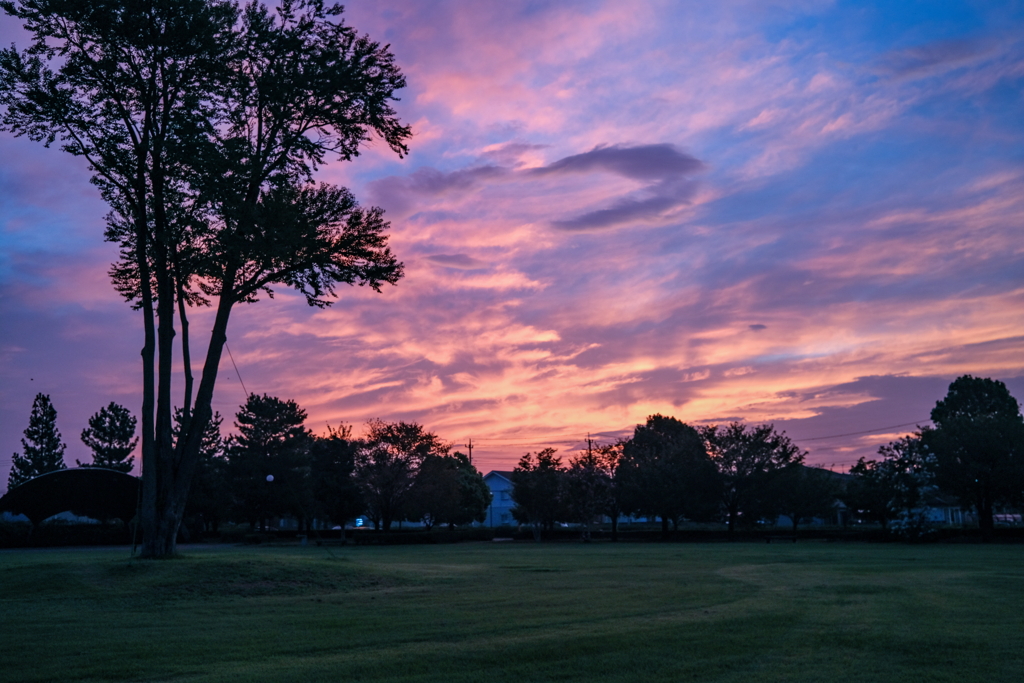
xmin=483 ymin=470 xmax=514 ymax=482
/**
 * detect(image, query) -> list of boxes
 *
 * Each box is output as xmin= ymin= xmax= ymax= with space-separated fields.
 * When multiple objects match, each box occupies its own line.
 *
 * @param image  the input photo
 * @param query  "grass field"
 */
xmin=1 ymin=541 xmax=1022 ymax=683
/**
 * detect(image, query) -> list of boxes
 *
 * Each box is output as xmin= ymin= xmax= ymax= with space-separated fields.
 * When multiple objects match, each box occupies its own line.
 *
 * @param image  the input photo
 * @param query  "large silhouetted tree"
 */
xmin=562 ymin=442 xmax=615 ymax=542
xmin=79 ymin=402 xmax=138 ymax=473
xmin=618 ymin=415 xmax=719 ymax=537
xmin=355 ymin=421 xmax=447 ymax=532
xmin=699 ymin=422 xmax=804 ymax=535
xmin=309 ymin=425 xmax=363 ymax=530
xmin=770 ymin=465 xmax=841 ymax=533
xmin=1 ymin=0 xmax=410 ymax=555
xmin=923 ymin=376 xmax=1024 ymax=533
xmin=225 ymin=394 xmax=311 ymax=530
xmin=451 ymin=453 xmax=493 ymax=528
xmin=849 ymin=434 xmax=932 ymax=531
xmin=8 ymin=393 xmax=67 ymax=489
xmin=405 ymin=452 xmax=489 ymax=530
xmin=511 ymin=448 xmax=564 ymax=541
xmin=405 ymin=454 xmax=461 ymax=531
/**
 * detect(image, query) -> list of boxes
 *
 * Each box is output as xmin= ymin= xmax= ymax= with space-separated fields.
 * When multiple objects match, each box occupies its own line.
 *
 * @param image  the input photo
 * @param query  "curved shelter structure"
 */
xmin=0 ymin=468 xmax=139 ymax=526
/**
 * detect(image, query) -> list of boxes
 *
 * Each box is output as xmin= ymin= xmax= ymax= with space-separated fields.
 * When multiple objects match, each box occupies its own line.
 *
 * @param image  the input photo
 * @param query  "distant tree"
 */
xmin=78 ymin=402 xmax=138 ymax=473
xmin=511 ymin=448 xmax=565 ymax=541
xmin=355 ymin=420 xmax=448 ymax=531
xmin=225 ymin=394 xmax=311 ymax=531
xmin=598 ymin=441 xmax=627 ymax=541
xmin=178 ymin=408 xmax=228 ymax=536
xmin=309 ymin=425 xmax=363 ymax=530
xmin=8 ymin=393 xmax=66 ymax=489
xmin=617 ymin=415 xmax=719 ymax=538
xmin=699 ymin=422 xmax=805 ymax=535
xmin=451 ymin=452 xmax=492 ymax=529
xmin=848 ymin=434 xmax=933 ymax=531
xmin=770 ymin=465 xmax=841 ymax=533
xmin=922 ymin=376 xmax=1024 ymax=533
xmin=406 ymin=454 xmax=461 ymax=531
xmin=562 ymin=441 xmax=615 ymax=542
xmin=407 ymin=452 xmax=491 ymax=530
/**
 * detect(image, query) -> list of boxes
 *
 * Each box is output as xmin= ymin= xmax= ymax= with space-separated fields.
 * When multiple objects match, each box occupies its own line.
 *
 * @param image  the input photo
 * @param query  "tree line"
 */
xmin=7 ymin=392 xmax=492 ymax=536
xmin=509 ymin=375 xmax=1024 ymax=540
xmin=510 ymin=416 xmax=838 ymax=541
xmin=7 ymin=375 xmax=1023 ymax=538
xmin=8 ymin=395 xmax=138 ymax=487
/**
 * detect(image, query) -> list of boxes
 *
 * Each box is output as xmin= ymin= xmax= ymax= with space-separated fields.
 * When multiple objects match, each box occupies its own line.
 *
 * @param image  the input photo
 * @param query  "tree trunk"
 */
xmin=661 ymin=516 xmax=669 ymax=539
xmin=977 ymin=495 xmax=994 ymax=540
xmin=140 ymin=278 xmax=235 ymax=557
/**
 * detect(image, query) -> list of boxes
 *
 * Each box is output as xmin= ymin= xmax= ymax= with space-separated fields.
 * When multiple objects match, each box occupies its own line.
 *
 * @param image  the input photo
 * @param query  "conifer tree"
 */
xmin=8 ymin=393 xmax=67 ymax=489
xmin=79 ymin=402 xmax=138 ymax=473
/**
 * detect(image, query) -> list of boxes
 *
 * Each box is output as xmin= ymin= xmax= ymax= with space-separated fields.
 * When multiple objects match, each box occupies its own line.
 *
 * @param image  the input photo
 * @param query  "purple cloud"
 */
xmin=424 ymin=253 xmax=488 ymax=269
xmin=551 ymin=177 xmax=700 ymax=231
xmin=539 ymin=144 xmax=705 ymax=230
xmin=367 ymin=165 xmax=509 ymax=215
xmin=878 ymin=39 xmax=986 ymax=78
xmin=535 ymin=143 xmax=704 ymax=181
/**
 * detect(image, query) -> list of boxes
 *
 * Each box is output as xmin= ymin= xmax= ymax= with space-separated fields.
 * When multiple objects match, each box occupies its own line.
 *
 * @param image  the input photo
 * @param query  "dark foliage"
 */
xmin=618 ymin=415 xmax=719 ymax=537
xmin=849 ymin=434 xmax=933 ymax=530
xmin=225 ymin=394 xmax=312 ymax=530
xmin=923 ymin=376 xmax=1024 ymax=532
xmin=355 ymin=420 xmax=448 ymax=531
xmin=0 ymin=0 xmax=410 ymax=556
xmin=309 ymin=425 xmax=363 ymax=528
xmin=406 ymin=452 xmax=491 ymax=530
xmin=177 ymin=408 xmax=228 ymax=536
xmin=79 ymin=402 xmax=138 ymax=473
xmin=699 ymin=422 xmax=804 ymax=533
xmin=562 ymin=443 xmax=615 ymax=541
xmin=8 ymin=393 xmax=66 ymax=489
xmin=770 ymin=465 xmax=842 ymax=532
xmin=511 ymin=448 xmax=565 ymax=541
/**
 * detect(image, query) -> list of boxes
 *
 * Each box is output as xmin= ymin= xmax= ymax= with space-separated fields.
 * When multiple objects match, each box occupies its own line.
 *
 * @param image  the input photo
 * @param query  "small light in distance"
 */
xmin=266 ymin=475 xmax=274 ymax=482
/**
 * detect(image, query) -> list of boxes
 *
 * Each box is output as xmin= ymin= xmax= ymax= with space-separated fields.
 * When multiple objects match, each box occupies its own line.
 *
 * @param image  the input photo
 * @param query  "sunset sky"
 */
xmin=2 ymin=0 xmax=1023 ymax=484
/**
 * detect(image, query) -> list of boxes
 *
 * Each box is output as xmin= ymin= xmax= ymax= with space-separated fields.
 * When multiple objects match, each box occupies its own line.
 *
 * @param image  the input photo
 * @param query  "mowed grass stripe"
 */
xmin=1 ymin=543 xmax=1021 ymax=682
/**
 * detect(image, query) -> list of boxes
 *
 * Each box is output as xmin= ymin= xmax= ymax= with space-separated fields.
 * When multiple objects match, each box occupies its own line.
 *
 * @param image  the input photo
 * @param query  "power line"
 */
xmin=800 ymin=420 xmax=930 ymax=441
xmin=473 ymin=420 xmax=933 ymax=449
xmin=224 ymin=341 xmax=250 ymax=398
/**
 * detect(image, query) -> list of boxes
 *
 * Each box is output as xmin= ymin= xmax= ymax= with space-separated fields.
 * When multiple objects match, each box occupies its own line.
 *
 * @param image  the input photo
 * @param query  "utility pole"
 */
xmin=466 ymin=438 xmax=473 ymax=465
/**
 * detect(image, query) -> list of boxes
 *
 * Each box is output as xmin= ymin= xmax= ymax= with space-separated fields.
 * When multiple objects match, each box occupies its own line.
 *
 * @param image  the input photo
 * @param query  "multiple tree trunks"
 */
xmin=1 ymin=1 xmax=410 ymax=556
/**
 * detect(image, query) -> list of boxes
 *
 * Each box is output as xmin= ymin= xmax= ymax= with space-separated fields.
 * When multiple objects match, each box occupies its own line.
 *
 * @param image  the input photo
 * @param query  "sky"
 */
xmin=2 ymin=0 xmax=1024 ymax=485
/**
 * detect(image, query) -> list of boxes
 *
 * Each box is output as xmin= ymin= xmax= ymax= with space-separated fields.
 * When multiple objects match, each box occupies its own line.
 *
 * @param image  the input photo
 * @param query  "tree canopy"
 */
xmin=618 ymin=415 xmax=719 ymax=537
xmin=8 ymin=393 xmax=66 ymax=490
xmin=699 ymin=422 xmax=804 ymax=533
xmin=79 ymin=402 xmax=138 ymax=473
xmin=511 ymin=448 xmax=564 ymax=541
xmin=923 ymin=376 xmax=1024 ymax=532
xmin=355 ymin=420 xmax=448 ymax=532
xmin=225 ymin=394 xmax=311 ymax=530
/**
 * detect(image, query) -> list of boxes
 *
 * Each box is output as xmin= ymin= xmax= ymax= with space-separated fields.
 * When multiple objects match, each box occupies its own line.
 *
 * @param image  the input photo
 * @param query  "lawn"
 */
xmin=1 ymin=540 xmax=1021 ymax=682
